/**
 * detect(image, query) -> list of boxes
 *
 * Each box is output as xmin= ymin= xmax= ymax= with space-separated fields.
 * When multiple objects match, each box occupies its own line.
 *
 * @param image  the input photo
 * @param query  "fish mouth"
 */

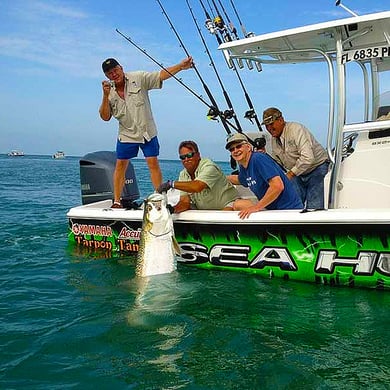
xmin=147 ymin=193 xmax=165 ymax=202
xmin=146 ymin=193 xmax=165 ymax=211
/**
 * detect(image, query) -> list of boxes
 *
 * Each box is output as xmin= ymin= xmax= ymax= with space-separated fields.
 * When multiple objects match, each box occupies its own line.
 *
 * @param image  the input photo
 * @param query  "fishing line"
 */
xmin=155 ymin=0 xmax=235 ymax=135
xmin=186 ymin=0 xmax=243 ymax=133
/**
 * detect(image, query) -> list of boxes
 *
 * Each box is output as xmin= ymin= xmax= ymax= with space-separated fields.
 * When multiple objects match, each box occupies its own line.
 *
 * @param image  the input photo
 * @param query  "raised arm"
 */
xmin=159 ymin=57 xmax=193 ymax=81
xmin=99 ymin=81 xmax=112 ymax=121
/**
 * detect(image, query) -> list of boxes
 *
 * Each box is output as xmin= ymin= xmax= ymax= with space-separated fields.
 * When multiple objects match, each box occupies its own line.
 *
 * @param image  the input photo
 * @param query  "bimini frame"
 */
xmin=219 ymin=11 xmax=390 ymax=209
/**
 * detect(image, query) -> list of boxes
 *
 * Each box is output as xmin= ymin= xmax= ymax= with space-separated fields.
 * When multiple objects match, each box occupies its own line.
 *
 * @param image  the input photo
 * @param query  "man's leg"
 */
xmin=305 ymin=163 xmax=329 ymax=209
xmin=145 ymin=156 xmax=162 ymax=190
xmin=291 ymin=176 xmax=306 ymax=207
xmin=113 ymin=159 xmax=129 ymax=204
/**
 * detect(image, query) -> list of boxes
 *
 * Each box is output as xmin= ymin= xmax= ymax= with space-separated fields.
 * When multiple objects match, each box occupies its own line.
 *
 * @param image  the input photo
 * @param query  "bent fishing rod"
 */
xmin=200 ymin=0 xmax=263 ymax=132
xmin=154 ymin=0 xmax=234 ymax=136
xmin=116 ymin=28 xmax=239 ymax=134
xmin=185 ymin=0 xmax=244 ymax=133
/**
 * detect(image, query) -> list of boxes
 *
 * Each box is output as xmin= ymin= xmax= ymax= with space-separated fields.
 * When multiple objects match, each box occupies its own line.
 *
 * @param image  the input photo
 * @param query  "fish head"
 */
xmin=144 ymin=193 xmax=170 ymax=225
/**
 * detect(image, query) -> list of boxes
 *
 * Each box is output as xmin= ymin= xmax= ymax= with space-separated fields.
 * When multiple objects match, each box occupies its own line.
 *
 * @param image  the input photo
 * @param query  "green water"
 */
xmin=1 ymin=155 xmax=389 ymax=389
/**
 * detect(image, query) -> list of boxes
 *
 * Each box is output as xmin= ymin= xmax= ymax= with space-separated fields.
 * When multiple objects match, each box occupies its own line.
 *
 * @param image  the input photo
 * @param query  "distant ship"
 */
xmin=8 ymin=150 xmax=24 ymax=157
xmin=52 ymin=151 xmax=65 ymax=159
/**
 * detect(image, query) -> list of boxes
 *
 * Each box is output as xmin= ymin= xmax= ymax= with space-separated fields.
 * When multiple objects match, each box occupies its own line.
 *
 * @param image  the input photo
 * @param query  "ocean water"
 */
xmin=1 ymin=154 xmax=389 ymax=389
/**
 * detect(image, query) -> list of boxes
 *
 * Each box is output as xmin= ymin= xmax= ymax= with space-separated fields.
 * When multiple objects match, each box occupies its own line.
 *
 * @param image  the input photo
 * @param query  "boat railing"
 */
xmin=342 ymin=119 xmax=390 ymax=134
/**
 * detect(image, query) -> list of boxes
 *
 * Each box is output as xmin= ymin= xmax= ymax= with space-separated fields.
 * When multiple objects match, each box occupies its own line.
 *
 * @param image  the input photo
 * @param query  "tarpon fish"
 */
xmin=136 ymin=193 xmax=180 ymax=277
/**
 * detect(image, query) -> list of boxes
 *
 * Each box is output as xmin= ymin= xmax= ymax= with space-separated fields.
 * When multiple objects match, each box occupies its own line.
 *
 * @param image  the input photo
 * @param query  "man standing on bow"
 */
xmin=262 ymin=107 xmax=329 ymax=209
xmin=99 ymin=56 xmax=193 ymax=208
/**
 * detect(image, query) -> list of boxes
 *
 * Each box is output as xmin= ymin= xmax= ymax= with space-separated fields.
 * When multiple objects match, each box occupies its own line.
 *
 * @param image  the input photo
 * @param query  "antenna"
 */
xmin=335 ymin=0 xmax=359 ymax=17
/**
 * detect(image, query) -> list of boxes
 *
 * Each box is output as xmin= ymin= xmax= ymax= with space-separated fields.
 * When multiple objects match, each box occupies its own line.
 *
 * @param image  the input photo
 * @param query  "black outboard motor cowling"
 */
xmin=79 ymin=151 xmax=139 ymax=205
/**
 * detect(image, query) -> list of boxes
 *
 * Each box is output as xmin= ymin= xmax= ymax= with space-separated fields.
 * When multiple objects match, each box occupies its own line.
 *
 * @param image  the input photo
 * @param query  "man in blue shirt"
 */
xmin=226 ymin=133 xmax=303 ymax=219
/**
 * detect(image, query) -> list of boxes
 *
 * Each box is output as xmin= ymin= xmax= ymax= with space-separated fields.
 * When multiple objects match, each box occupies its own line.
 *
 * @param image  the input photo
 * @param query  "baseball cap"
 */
xmin=262 ymin=107 xmax=282 ymax=125
xmin=102 ymin=58 xmax=120 ymax=73
xmin=225 ymin=133 xmax=248 ymax=150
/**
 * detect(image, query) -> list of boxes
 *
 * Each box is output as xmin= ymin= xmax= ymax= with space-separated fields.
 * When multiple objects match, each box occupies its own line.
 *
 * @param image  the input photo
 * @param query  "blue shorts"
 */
xmin=116 ymin=136 xmax=160 ymax=159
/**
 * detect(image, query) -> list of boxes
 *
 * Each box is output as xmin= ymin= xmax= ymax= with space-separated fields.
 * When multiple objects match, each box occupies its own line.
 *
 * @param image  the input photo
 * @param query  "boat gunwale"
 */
xmin=67 ymin=201 xmax=390 ymax=225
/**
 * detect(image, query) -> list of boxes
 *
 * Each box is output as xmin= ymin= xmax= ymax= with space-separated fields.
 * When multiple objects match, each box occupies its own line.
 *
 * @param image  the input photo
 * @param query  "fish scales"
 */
xmin=136 ymin=193 xmax=178 ymax=277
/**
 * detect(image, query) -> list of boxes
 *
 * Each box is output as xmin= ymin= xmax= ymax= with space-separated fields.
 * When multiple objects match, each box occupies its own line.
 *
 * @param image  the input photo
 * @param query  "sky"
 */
xmin=0 ymin=0 xmax=389 ymax=161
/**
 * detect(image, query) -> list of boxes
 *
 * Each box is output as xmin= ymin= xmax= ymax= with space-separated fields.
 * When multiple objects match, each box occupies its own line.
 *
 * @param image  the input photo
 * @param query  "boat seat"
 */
xmin=377 ymin=105 xmax=390 ymax=120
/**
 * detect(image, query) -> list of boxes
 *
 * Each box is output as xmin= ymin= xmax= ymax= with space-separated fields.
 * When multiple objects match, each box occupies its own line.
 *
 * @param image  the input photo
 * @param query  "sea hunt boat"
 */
xmin=52 ymin=151 xmax=65 ymax=159
xmin=67 ymin=10 xmax=390 ymax=290
xmin=7 ymin=150 xmax=24 ymax=157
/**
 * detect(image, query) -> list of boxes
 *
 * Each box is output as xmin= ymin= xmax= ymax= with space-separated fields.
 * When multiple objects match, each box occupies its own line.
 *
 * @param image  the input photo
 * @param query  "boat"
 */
xmin=7 ymin=150 xmax=24 ymax=157
xmin=53 ymin=151 xmax=65 ymax=159
xmin=67 ymin=9 xmax=390 ymax=290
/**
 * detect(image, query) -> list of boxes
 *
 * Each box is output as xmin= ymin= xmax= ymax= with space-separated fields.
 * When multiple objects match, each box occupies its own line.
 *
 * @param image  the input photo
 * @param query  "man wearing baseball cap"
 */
xmin=99 ymin=56 xmax=193 ymax=208
xmin=262 ymin=107 xmax=329 ymax=209
xmin=226 ymin=133 xmax=303 ymax=219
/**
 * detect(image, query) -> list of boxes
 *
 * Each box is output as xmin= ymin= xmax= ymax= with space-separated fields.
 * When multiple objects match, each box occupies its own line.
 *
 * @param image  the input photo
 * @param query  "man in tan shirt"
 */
xmin=262 ymin=107 xmax=329 ymax=209
xmin=99 ymin=57 xmax=193 ymax=208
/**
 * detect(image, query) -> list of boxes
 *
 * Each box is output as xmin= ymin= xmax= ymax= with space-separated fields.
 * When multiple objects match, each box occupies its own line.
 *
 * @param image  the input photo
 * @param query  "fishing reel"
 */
xmin=207 ymin=107 xmax=220 ymax=121
xmin=244 ymin=109 xmax=256 ymax=123
xmin=213 ymin=16 xmax=224 ymax=30
xmin=223 ymin=109 xmax=234 ymax=120
xmin=253 ymin=137 xmax=266 ymax=151
xmin=205 ymin=18 xmax=217 ymax=35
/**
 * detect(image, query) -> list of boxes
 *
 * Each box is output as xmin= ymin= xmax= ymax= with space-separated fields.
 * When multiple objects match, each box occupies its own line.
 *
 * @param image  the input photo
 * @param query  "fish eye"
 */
xmin=150 ymin=200 xmax=162 ymax=210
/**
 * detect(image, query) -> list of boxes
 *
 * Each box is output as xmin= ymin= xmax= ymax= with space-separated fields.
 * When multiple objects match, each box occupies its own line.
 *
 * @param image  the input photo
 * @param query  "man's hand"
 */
xmin=157 ymin=180 xmax=173 ymax=193
xmin=102 ymin=80 xmax=112 ymax=97
xmin=238 ymin=204 xmax=263 ymax=219
xmin=180 ymin=56 xmax=194 ymax=70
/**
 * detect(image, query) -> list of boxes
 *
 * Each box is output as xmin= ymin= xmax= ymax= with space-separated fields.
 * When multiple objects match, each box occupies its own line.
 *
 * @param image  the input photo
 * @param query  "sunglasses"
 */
xmin=229 ymin=142 xmax=246 ymax=153
xmin=179 ymin=151 xmax=196 ymax=160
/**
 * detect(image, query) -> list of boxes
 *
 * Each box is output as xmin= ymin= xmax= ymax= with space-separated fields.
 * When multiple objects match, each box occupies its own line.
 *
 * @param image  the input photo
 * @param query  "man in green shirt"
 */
xmin=157 ymin=140 xmax=239 ymax=212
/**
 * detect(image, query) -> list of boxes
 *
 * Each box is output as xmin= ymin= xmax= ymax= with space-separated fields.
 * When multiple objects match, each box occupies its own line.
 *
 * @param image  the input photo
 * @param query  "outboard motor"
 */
xmin=79 ymin=151 xmax=139 ymax=205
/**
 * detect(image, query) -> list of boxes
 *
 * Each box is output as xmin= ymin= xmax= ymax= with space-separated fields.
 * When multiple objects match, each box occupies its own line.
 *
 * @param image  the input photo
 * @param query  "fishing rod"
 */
xmin=209 ymin=0 xmax=245 ymax=69
xmin=198 ymin=0 xmax=233 ymax=69
xmin=116 ymin=29 xmax=238 ymax=134
xmin=200 ymin=0 xmax=263 ymax=132
xmin=206 ymin=0 xmax=216 ymax=17
xmin=185 ymin=0 xmax=244 ymax=133
xmin=229 ymin=0 xmax=254 ymax=38
xmin=216 ymin=0 xmax=239 ymax=40
xmin=208 ymin=0 xmax=260 ymax=71
xmin=203 ymin=0 xmax=231 ymax=43
xmin=155 ymin=0 xmax=234 ymax=135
